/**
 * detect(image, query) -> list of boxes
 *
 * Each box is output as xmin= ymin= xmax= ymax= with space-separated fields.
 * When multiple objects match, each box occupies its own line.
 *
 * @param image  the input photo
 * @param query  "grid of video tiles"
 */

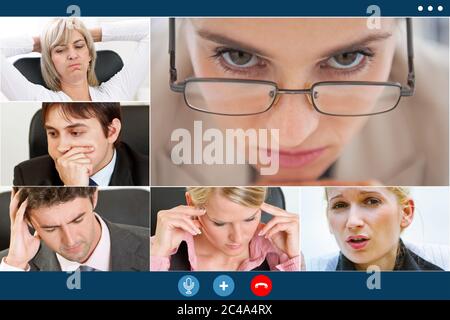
xmin=0 ymin=18 xmax=448 ymax=280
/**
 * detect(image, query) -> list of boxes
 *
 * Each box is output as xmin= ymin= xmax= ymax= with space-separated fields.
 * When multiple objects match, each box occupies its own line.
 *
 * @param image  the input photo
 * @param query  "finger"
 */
xmin=261 ymin=202 xmax=291 ymax=217
xmin=14 ymin=199 xmax=28 ymax=228
xmin=168 ymin=214 xmax=202 ymax=234
xmin=258 ymin=216 xmax=292 ymax=236
xmin=265 ymin=222 xmax=291 ymax=240
xmin=9 ymin=189 xmax=22 ymax=221
xmin=59 ymin=146 xmax=94 ymax=159
xmin=71 ymin=158 xmax=93 ymax=165
xmin=169 ymin=218 xmax=201 ymax=236
xmin=171 ymin=205 xmax=206 ymax=217
xmin=65 ymin=153 xmax=91 ymax=161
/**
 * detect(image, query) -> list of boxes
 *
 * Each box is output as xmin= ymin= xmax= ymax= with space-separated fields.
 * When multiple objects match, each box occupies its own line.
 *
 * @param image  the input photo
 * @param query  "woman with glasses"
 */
xmin=150 ymin=187 xmax=300 ymax=271
xmin=0 ymin=18 xmax=149 ymax=101
xmin=314 ymin=187 xmax=445 ymax=271
xmin=151 ymin=18 xmax=448 ymax=186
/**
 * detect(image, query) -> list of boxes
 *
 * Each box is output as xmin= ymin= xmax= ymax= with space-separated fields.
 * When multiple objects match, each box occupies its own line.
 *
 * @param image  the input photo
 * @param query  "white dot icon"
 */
xmin=438 ymin=5 xmax=444 ymax=11
xmin=418 ymin=5 xmax=423 ymax=11
xmin=428 ymin=5 xmax=433 ymax=11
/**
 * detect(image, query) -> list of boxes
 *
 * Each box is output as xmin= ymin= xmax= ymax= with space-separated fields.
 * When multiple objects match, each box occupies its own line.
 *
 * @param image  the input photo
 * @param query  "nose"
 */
xmin=61 ymin=226 xmax=76 ymax=247
xmin=345 ymin=205 xmax=365 ymax=230
xmin=67 ymin=46 xmax=79 ymax=60
xmin=56 ymin=135 xmax=71 ymax=153
xmin=265 ymin=86 xmax=320 ymax=149
xmin=228 ymin=224 xmax=243 ymax=243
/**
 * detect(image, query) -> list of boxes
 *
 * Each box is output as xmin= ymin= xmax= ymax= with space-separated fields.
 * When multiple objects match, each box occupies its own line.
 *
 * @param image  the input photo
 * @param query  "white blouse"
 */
xmin=0 ymin=19 xmax=149 ymax=101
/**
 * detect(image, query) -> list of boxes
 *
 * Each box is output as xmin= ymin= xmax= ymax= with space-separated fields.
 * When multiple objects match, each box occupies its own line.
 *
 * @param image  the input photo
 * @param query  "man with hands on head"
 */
xmin=13 ymin=102 xmax=149 ymax=186
xmin=0 ymin=187 xmax=149 ymax=271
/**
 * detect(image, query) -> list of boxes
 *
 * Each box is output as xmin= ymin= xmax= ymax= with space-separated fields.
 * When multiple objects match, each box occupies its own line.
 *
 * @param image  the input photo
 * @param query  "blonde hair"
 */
xmin=325 ymin=187 xmax=411 ymax=207
xmin=186 ymin=187 xmax=267 ymax=208
xmin=40 ymin=18 xmax=98 ymax=91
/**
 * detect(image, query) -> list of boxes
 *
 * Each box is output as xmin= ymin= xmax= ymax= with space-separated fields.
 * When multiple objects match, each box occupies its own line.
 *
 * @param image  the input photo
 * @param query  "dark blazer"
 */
xmin=0 ymin=219 xmax=149 ymax=271
xmin=13 ymin=142 xmax=149 ymax=186
xmin=336 ymin=239 xmax=444 ymax=271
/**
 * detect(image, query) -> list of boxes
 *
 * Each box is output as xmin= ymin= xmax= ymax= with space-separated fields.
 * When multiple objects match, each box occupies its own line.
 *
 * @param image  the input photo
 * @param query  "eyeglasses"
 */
xmin=169 ymin=18 xmax=415 ymax=117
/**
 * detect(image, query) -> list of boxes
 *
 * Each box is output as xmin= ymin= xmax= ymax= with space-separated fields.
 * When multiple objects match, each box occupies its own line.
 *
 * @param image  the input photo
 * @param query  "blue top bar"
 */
xmin=0 ymin=0 xmax=448 ymax=16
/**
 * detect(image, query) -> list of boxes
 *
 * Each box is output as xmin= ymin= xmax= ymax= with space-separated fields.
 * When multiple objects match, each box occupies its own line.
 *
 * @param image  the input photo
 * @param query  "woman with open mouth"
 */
xmin=324 ymin=187 xmax=444 ymax=271
xmin=150 ymin=187 xmax=300 ymax=271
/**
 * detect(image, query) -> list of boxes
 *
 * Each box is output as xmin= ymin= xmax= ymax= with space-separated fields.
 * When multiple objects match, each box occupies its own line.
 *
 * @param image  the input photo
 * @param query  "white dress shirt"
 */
xmin=90 ymin=148 xmax=117 ymax=186
xmin=0 ymin=214 xmax=111 ymax=271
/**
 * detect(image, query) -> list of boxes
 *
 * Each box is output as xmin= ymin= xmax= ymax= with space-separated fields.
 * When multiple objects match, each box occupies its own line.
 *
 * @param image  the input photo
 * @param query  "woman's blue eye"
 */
xmin=326 ymin=51 xmax=369 ymax=70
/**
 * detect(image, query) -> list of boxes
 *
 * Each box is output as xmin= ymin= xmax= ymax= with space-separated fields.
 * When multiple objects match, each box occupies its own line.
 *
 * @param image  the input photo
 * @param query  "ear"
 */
xmin=400 ymin=199 xmax=415 ymax=229
xmin=107 ymin=118 xmax=121 ymax=144
xmin=185 ymin=192 xmax=193 ymax=206
xmin=92 ymin=189 xmax=99 ymax=210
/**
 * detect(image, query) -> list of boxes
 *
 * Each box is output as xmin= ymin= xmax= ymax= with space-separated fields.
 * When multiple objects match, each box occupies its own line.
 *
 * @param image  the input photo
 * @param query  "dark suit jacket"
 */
xmin=13 ymin=142 xmax=149 ymax=186
xmin=336 ymin=239 xmax=444 ymax=271
xmin=0 ymin=219 xmax=149 ymax=271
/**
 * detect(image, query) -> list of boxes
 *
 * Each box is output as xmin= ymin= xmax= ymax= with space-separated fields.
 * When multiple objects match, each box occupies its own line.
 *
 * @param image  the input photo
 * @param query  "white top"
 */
xmin=0 ymin=214 xmax=111 ymax=271
xmin=90 ymin=148 xmax=117 ymax=186
xmin=0 ymin=19 xmax=149 ymax=101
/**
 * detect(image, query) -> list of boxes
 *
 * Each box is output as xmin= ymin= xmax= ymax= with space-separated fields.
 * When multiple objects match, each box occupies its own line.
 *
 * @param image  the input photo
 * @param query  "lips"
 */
xmin=262 ymin=147 xmax=327 ymax=168
xmin=226 ymin=243 xmax=242 ymax=250
xmin=346 ymin=235 xmax=370 ymax=250
xmin=68 ymin=63 xmax=81 ymax=69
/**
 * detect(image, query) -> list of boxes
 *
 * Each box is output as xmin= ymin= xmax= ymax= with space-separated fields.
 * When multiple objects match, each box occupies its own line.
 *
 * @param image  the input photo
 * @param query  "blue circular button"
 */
xmin=178 ymin=275 xmax=200 ymax=297
xmin=213 ymin=275 xmax=235 ymax=297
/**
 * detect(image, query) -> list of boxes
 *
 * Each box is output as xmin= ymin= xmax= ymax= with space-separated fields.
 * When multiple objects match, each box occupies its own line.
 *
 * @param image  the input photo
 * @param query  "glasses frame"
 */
xmin=169 ymin=17 xmax=415 ymax=117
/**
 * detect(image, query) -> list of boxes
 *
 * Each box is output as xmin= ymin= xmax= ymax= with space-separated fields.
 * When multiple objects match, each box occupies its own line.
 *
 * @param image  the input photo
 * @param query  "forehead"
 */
xmin=190 ymin=18 xmax=396 ymax=59
xmin=54 ymin=28 xmax=85 ymax=47
xmin=29 ymin=197 xmax=92 ymax=225
xmin=45 ymin=106 xmax=100 ymax=128
xmin=206 ymin=191 xmax=260 ymax=221
xmin=326 ymin=187 xmax=394 ymax=199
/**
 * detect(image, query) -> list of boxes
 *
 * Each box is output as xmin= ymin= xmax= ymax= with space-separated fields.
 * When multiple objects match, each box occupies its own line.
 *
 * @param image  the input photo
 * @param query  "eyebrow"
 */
xmin=40 ymin=212 xmax=86 ymax=229
xmin=196 ymin=29 xmax=273 ymax=59
xmin=195 ymin=29 xmax=392 ymax=60
xmin=318 ymin=32 xmax=393 ymax=59
xmin=45 ymin=123 xmax=88 ymax=131
xmin=329 ymin=190 xmax=383 ymax=201
xmin=207 ymin=208 xmax=260 ymax=224
xmin=54 ymin=38 xmax=86 ymax=48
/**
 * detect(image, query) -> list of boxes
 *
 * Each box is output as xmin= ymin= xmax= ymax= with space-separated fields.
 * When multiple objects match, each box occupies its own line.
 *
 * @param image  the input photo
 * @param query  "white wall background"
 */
xmin=280 ymin=187 xmax=299 ymax=215
xmin=0 ymin=17 xmax=150 ymax=101
xmin=301 ymin=187 xmax=450 ymax=260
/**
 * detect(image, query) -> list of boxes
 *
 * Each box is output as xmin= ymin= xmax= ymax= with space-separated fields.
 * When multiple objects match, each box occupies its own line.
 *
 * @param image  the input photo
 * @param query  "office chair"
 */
xmin=0 ymin=188 xmax=149 ymax=252
xmin=13 ymin=50 xmax=123 ymax=89
xmin=150 ymin=187 xmax=285 ymax=236
xmin=29 ymin=105 xmax=149 ymax=158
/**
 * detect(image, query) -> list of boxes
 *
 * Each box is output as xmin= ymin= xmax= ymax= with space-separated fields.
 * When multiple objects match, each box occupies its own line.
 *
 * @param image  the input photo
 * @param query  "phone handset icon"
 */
xmin=254 ymin=282 xmax=268 ymax=289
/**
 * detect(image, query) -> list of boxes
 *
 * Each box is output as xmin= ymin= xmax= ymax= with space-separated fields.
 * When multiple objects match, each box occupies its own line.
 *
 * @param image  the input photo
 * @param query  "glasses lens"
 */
xmin=184 ymin=80 xmax=277 ymax=115
xmin=312 ymin=84 xmax=402 ymax=116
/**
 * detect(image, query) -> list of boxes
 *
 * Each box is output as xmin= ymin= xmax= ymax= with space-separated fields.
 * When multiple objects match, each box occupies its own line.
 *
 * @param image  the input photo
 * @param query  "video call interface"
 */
xmin=0 ymin=0 xmax=449 ymax=314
